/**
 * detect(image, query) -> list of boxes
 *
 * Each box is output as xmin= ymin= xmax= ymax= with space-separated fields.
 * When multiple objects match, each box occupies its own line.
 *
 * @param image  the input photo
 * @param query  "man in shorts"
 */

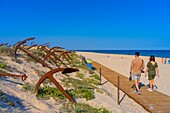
xmin=130 ymin=52 xmax=144 ymax=94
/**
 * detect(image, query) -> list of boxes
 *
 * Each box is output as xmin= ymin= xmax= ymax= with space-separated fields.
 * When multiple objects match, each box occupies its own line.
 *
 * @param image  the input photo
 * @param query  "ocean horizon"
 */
xmin=76 ymin=50 xmax=170 ymax=58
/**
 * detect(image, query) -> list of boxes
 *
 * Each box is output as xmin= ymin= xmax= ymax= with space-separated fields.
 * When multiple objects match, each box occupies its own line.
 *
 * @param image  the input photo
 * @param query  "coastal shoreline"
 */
xmin=76 ymin=50 xmax=170 ymax=59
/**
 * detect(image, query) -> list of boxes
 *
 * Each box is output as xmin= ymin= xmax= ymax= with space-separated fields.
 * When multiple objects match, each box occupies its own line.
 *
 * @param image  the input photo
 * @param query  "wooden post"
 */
xmin=81 ymin=56 xmax=85 ymax=65
xmin=99 ymin=67 xmax=102 ymax=85
xmin=117 ymin=76 xmax=120 ymax=105
xmin=81 ymin=55 xmax=83 ymax=65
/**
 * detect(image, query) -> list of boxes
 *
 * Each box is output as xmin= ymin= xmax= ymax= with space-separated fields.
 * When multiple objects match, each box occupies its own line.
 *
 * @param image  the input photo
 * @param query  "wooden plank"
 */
xmin=92 ymin=61 xmax=170 ymax=113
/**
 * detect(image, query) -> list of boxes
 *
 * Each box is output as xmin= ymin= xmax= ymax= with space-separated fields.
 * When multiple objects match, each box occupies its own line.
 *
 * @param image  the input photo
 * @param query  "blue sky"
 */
xmin=0 ymin=0 xmax=170 ymax=50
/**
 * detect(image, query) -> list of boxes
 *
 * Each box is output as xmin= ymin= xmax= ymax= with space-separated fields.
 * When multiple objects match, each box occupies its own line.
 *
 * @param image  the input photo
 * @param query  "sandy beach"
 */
xmin=76 ymin=52 xmax=170 ymax=97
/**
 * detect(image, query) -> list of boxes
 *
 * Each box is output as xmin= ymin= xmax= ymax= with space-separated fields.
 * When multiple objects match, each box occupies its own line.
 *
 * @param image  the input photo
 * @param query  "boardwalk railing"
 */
xmin=93 ymin=61 xmax=170 ymax=113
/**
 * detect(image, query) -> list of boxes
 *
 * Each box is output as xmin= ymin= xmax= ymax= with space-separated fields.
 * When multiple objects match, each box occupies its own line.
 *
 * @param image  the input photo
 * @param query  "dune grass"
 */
xmin=60 ymin=102 xmax=110 ymax=113
xmin=0 ymin=61 xmax=6 ymax=69
xmin=0 ymin=46 xmax=13 ymax=56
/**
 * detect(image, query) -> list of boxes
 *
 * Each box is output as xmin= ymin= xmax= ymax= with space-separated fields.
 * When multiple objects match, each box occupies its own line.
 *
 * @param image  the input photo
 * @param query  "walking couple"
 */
xmin=129 ymin=52 xmax=159 ymax=95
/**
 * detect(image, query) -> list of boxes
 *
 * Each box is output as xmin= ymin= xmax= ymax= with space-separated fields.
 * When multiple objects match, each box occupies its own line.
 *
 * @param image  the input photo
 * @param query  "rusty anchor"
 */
xmin=36 ymin=45 xmax=61 ymax=67
xmin=13 ymin=37 xmax=35 ymax=55
xmin=39 ymin=45 xmax=71 ymax=62
xmin=42 ymin=42 xmax=50 ymax=47
xmin=42 ymin=47 xmax=72 ymax=66
xmin=47 ymin=46 xmax=72 ymax=61
xmin=37 ymin=45 xmax=68 ymax=68
xmin=34 ymin=67 xmax=79 ymax=102
xmin=5 ymin=38 xmax=81 ymax=103
xmin=0 ymin=72 xmax=27 ymax=81
xmin=57 ymin=50 xmax=72 ymax=64
xmin=26 ymin=44 xmax=38 ymax=50
xmin=49 ymin=46 xmax=64 ymax=51
xmin=47 ymin=46 xmax=72 ymax=62
xmin=14 ymin=38 xmax=53 ymax=70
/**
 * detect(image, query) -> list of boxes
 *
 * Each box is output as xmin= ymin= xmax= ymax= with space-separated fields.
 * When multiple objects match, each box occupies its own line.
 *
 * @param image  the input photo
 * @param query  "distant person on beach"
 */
xmin=145 ymin=55 xmax=159 ymax=91
xmin=130 ymin=52 xmax=144 ymax=95
xmin=161 ymin=57 xmax=164 ymax=64
xmin=164 ymin=58 xmax=167 ymax=64
xmin=161 ymin=57 xmax=167 ymax=64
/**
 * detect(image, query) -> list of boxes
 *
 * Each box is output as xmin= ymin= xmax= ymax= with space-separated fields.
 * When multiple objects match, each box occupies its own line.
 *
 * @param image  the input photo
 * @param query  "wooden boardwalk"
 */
xmin=93 ymin=61 xmax=170 ymax=113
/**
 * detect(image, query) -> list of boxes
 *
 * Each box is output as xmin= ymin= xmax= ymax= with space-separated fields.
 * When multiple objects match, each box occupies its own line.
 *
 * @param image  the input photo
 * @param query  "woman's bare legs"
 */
xmin=150 ymin=79 xmax=154 ymax=90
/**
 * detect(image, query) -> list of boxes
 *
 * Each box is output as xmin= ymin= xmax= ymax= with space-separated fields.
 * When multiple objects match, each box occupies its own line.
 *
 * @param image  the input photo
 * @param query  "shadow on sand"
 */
xmin=0 ymin=90 xmax=28 ymax=112
xmin=100 ymin=81 xmax=108 ymax=85
xmin=0 ymin=76 xmax=24 ymax=85
xmin=131 ymin=82 xmax=145 ymax=90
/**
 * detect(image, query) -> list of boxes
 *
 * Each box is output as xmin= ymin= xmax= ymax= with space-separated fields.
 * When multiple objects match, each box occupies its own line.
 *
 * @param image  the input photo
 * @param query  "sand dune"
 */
xmin=0 ymin=52 xmax=150 ymax=112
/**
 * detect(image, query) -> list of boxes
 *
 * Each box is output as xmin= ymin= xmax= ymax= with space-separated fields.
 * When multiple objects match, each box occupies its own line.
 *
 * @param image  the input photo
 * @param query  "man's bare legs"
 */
xmin=135 ymin=79 xmax=140 ymax=92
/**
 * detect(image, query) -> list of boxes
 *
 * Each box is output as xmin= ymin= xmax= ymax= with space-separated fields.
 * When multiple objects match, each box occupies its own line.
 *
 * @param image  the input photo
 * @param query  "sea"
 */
xmin=76 ymin=50 xmax=170 ymax=58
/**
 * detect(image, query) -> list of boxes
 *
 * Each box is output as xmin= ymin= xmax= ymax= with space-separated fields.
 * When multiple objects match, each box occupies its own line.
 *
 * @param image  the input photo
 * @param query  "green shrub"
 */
xmin=62 ymin=77 xmax=95 ymax=100
xmin=60 ymin=74 xmax=101 ymax=101
xmin=73 ymin=59 xmax=89 ymax=70
xmin=60 ymin=102 xmax=111 ymax=113
xmin=73 ymin=60 xmax=81 ymax=65
xmin=0 ymin=61 xmax=6 ymax=69
xmin=70 ymin=54 xmax=94 ymax=72
xmin=31 ymin=49 xmax=46 ymax=58
xmin=83 ymin=78 xmax=100 ymax=86
xmin=81 ymin=65 xmax=89 ymax=70
xmin=76 ymin=72 xmax=84 ymax=79
xmin=0 ymin=46 xmax=5 ymax=54
xmin=0 ymin=46 xmax=13 ymax=56
xmin=71 ymin=54 xmax=80 ymax=59
xmin=22 ymin=83 xmax=34 ymax=92
xmin=36 ymin=86 xmax=66 ymax=101
xmin=61 ymin=77 xmax=95 ymax=89
xmin=90 ymin=74 xmax=100 ymax=80
xmin=67 ymin=87 xmax=94 ymax=100
xmin=80 ymin=88 xmax=94 ymax=100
